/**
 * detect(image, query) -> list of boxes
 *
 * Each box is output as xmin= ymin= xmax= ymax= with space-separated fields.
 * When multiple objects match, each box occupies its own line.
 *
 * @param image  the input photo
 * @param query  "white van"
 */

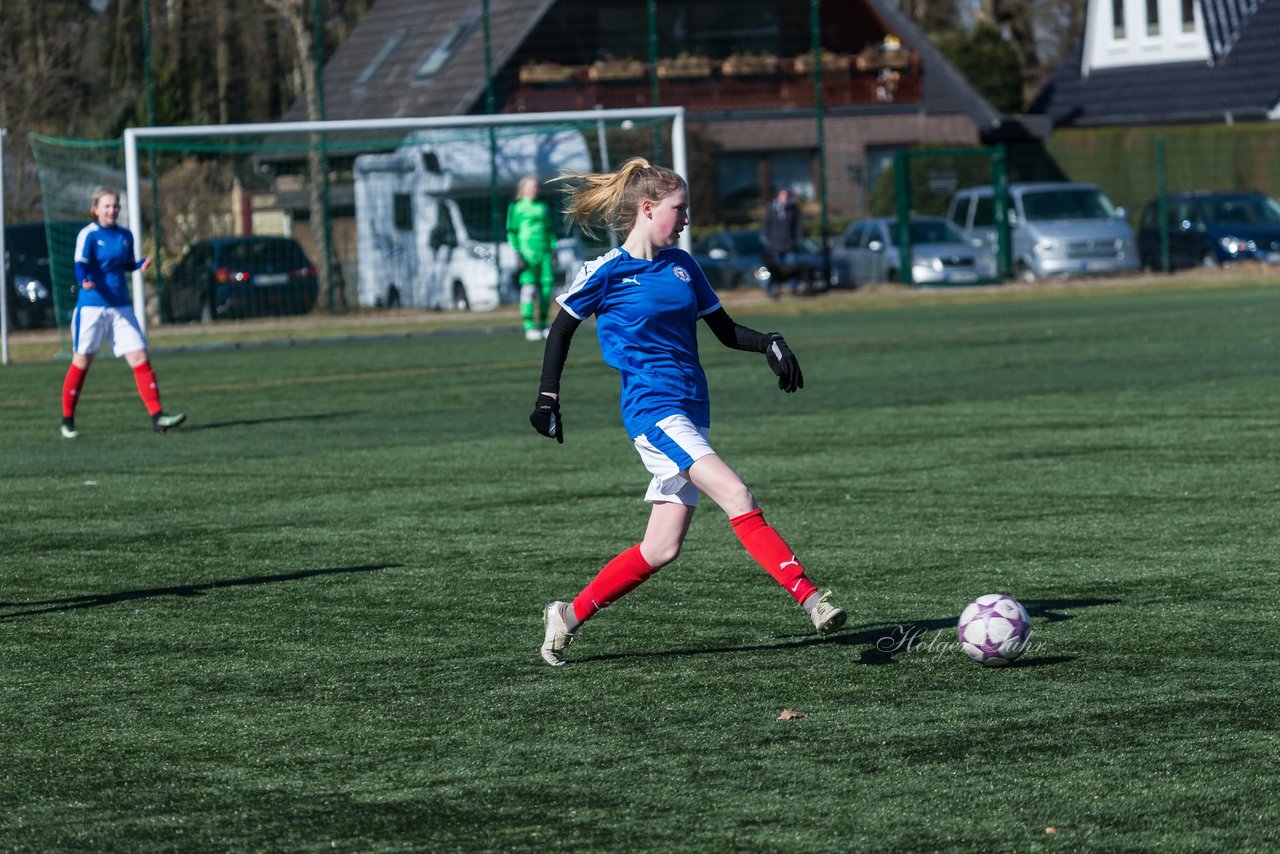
xmin=354 ymin=127 xmax=590 ymax=311
xmin=947 ymin=182 xmax=1140 ymax=281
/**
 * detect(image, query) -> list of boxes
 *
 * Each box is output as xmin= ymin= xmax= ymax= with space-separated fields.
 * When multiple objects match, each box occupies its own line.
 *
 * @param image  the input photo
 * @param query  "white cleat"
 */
xmin=810 ymin=590 xmax=847 ymax=636
xmin=540 ymin=601 xmax=575 ymax=666
xmin=525 ymin=328 xmax=543 ymax=341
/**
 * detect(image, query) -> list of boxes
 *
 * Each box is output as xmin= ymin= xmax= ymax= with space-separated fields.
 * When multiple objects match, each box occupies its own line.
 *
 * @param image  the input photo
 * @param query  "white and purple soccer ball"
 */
xmin=957 ymin=594 xmax=1032 ymax=667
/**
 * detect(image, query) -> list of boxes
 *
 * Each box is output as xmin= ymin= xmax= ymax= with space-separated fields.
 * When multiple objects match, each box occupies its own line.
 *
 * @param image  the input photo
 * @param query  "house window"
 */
xmin=1181 ymin=0 xmax=1196 ymax=32
xmin=717 ymin=154 xmax=764 ymax=212
xmin=393 ymin=193 xmax=413 ymax=231
xmin=768 ymin=153 xmax=815 ymax=202
xmin=357 ymin=27 xmax=406 ymax=89
xmin=1146 ymin=0 xmax=1160 ymax=35
xmin=416 ymin=8 xmax=480 ymax=81
xmin=1112 ymin=0 xmax=1126 ymax=38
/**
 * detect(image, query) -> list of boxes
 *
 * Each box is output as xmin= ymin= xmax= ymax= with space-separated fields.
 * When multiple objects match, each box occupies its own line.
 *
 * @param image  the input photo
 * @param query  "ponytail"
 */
xmin=556 ymin=158 xmax=685 ymax=239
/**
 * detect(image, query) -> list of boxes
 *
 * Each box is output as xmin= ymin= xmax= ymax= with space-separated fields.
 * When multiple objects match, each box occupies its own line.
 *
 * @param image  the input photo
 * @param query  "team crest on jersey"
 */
xmin=673 ymin=265 xmax=691 ymax=282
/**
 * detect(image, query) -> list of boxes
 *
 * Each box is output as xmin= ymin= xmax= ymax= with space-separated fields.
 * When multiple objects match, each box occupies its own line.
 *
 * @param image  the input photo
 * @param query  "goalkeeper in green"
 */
xmin=507 ymin=175 xmax=557 ymax=340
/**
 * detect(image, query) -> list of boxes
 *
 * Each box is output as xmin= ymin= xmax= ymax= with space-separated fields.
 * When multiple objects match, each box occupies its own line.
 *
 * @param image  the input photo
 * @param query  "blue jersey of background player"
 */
xmin=74 ymin=217 xmax=146 ymax=308
xmin=530 ymin=157 xmax=847 ymax=667
xmin=58 ymin=188 xmax=185 ymax=439
xmin=557 ymin=244 xmax=719 ymax=439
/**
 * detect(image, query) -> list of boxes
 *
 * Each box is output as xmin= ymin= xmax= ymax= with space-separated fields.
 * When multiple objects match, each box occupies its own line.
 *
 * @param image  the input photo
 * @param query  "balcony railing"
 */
xmin=507 ymin=54 xmax=921 ymax=114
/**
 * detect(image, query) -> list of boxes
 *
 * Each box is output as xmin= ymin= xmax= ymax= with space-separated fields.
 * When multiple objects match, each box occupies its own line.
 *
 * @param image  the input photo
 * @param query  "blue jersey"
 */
xmin=557 ymin=247 xmax=721 ymax=438
xmin=74 ymin=222 xmax=145 ymax=308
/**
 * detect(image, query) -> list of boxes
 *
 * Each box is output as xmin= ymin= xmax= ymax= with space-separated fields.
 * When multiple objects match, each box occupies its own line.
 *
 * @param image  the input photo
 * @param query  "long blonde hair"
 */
xmin=557 ymin=158 xmax=686 ymax=239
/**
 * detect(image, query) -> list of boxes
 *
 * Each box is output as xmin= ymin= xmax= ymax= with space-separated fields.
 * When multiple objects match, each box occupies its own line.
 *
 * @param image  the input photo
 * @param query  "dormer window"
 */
xmin=416 ymin=7 xmax=480 ymax=81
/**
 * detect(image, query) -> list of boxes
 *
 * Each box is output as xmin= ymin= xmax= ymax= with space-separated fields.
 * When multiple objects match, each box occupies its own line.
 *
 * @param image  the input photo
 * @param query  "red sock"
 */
xmin=572 ymin=544 xmax=655 ymax=625
xmin=730 ymin=509 xmax=817 ymax=604
xmin=62 ymin=364 xmax=88 ymax=419
xmin=132 ymin=361 xmax=163 ymax=416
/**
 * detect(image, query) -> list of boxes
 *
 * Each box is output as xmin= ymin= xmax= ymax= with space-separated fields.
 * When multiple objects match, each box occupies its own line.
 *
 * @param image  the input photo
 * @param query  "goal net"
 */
xmin=30 ymin=107 xmax=686 ymax=336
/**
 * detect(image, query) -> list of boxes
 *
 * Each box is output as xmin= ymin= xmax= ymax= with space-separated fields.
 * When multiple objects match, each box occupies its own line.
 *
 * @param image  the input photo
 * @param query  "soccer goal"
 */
xmin=108 ymin=107 xmax=685 ymax=331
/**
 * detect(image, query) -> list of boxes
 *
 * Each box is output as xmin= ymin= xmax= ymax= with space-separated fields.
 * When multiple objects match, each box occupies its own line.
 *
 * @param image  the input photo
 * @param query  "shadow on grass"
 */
xmin=576 ymin=597 xmax=1114 ymax=667
xmin=182 ymin=410 xmax=365 ymax=431
xmin=0 ymin=563 xmax=400 ymax=621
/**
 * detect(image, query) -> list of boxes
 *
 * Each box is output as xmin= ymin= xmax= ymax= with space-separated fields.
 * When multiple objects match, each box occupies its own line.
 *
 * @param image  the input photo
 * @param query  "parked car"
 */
xmin=161 ymin=236 xmax=318 ymax=323
xmin=692 ymin=230 xmax=852 ymax=292
xmin=833 ymin=216 xmax=997 ymax=285
xmin=1137 ymin=190 xmax=1280 ymax=270
xmin=3 ymin=221 xmax=81 ymax=329
xmin=948 ymin=182 xmax=1139 ymax=282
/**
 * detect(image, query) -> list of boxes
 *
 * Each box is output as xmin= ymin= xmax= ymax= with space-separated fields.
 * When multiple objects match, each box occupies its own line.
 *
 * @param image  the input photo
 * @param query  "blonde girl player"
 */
xmin=506 ymin=175 xmax=556 ymax=340
xmin=60 ymin=188 xmax=186 ymax=438
xmin=530 ymin=158 xmax=846 ymax=667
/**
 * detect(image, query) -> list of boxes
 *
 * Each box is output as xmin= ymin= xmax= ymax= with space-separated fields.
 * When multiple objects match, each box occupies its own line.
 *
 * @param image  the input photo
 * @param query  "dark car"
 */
xmin=4 ymin=221 xmax=81 ymax=329
xmin=1138 ymin=191 xmax=1280 ymax=271
xmin=161 ymin=236 xmax=318 ymax=322
xmin=692 ymin=230 xmax=852 ymax=292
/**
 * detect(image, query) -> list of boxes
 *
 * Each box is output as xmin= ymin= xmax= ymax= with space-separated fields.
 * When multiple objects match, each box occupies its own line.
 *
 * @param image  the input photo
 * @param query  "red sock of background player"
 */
xmin=730 ymin=509 xmax=818 ymax=605
xmin=569 ymin=544 xmax=655 ymax=628
xmin=132 ymin=361 xmax=163 ymax=416
xmin=62 ymin=364 xmax=88 ymax=419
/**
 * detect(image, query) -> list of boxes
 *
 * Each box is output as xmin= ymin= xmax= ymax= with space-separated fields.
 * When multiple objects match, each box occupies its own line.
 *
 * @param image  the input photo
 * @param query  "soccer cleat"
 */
xmin=60 ymin=417 xmax=78 ymax=439
xmin=540 ymin=601 xmax=575 ymax=666
xmin=152 ymin=411 xmax=187 ymax=433
xmin=525 ymin=328 xmax=543 ymax=341
xmin=540 ymin=327 xmax=550 ymax=339
xmin=810 ymin=590 xmax=847 ymax=636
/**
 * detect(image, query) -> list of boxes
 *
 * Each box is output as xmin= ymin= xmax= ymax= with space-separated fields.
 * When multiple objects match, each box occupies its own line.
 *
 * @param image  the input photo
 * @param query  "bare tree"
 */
xmin=259 ymin=0 xmax=339 ymax=307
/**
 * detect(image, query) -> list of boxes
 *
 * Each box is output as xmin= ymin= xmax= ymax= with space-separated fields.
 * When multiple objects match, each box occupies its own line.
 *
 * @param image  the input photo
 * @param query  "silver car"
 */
xmin=948 ymin=182 xmax=1140 ymax=282
xmin=835 ymin=216 xmax=997 ymax=285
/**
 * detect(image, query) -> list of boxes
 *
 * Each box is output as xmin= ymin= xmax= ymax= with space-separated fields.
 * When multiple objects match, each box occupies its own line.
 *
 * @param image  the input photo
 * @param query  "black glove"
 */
xmin=765 ymin=334 xmax=804 ymax=393
xmin=530 ymin=393 xmax=563 ymax=443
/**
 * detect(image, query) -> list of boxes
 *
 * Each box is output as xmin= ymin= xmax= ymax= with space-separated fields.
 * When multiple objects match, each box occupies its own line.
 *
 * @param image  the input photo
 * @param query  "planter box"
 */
xmin=520 ymin=63 xmax=574 ymax=85
xmin=589 ymin=60 xmax=646 ymax=82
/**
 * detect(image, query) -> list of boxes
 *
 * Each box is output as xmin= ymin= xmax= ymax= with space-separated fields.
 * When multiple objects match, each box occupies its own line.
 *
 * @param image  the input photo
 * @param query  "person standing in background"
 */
xmin=760 ymin=186 xmax=805 ymax=298
xmin=506 ymin=175 xmax=557 ymax=340
xmin=60 ymin=188 xmax=186 ymax=439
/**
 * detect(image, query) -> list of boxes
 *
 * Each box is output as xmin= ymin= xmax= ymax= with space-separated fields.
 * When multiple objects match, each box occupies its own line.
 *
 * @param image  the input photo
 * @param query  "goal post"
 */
xmin=115 ymin=106 xmax=687 ymax=332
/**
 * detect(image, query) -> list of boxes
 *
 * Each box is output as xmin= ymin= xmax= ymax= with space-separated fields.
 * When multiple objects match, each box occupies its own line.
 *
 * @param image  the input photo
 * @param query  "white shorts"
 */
xmin=633 ymin=414 xmax=716 ymax=505
xmin=71 ymin=305 xmax=147 ymax=357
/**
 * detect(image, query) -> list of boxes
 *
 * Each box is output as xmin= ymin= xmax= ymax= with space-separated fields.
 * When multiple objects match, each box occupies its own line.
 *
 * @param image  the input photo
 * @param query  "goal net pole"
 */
xmin=123 ymin=106 xmax=687 ymax=331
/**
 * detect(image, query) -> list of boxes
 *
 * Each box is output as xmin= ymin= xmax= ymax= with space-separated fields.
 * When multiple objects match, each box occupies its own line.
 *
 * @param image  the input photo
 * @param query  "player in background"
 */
xmin=530 ymin=158 xmax=846 ymax=667
xmin=506 ymin=174 xmax=557 ymax=341
xmin=59 ymin=188 xmax=186 ymax=439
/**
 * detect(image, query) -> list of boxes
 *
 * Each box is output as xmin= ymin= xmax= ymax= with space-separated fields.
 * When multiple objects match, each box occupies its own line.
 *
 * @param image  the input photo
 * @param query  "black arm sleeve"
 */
xmin=538 ymin=310 xmax=583 ymax=393
xmin=702 ymin=307 xmax=771 ymax=353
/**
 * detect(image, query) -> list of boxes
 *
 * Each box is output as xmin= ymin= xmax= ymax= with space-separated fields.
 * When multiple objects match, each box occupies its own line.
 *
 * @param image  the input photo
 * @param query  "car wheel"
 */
xmin=1200 ymin=252 xmax=1220 ymax=270
xmin=452 ymin=281 xmax=470 ymax=312
xmin=199 ymin=295 xmax=213 ymax=324
xmin=1017 ymin=262 xmax=1037 ymax=283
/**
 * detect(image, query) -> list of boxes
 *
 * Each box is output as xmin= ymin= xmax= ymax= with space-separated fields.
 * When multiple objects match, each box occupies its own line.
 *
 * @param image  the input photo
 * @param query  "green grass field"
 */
xmin=2 ymin=280 xmax=1278 ymax=851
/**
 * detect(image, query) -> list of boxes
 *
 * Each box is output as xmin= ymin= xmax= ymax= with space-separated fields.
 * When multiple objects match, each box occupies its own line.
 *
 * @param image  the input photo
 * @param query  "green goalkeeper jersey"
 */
xmin=506 ymin=198 xmax=553 ymax=261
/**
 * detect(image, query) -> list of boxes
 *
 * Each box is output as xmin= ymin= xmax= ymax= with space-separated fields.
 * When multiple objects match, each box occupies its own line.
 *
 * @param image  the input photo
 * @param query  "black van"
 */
xmin=4 ymin=221 xmax=81 ymax=329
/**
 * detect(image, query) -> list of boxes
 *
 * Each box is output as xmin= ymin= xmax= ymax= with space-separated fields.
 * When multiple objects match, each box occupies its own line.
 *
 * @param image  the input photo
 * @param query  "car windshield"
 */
xmin=909 ymin=220 xmax=965 ymax=243
xmin=730 ymin=231 xmax=767 ymax=255
xmin=1020 ymin=188 xmax=1116 ymax=221
xmin=1206 ymin=195 xmax=1280 ymax=225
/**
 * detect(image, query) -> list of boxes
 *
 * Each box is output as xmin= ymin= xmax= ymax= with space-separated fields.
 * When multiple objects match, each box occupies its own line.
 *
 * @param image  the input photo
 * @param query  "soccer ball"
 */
xmin=956 ymin=594 xmax=1032 ymax=667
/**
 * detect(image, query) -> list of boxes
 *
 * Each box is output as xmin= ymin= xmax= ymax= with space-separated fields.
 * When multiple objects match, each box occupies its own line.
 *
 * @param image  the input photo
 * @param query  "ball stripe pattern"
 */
xmin=956 ymin=594 xmax=1031 ymax=667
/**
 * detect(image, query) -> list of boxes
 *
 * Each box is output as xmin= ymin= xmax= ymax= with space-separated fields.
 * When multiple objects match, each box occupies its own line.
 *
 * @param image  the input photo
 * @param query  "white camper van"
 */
xmin=354 ymin=127 xmax=592 ymax=312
